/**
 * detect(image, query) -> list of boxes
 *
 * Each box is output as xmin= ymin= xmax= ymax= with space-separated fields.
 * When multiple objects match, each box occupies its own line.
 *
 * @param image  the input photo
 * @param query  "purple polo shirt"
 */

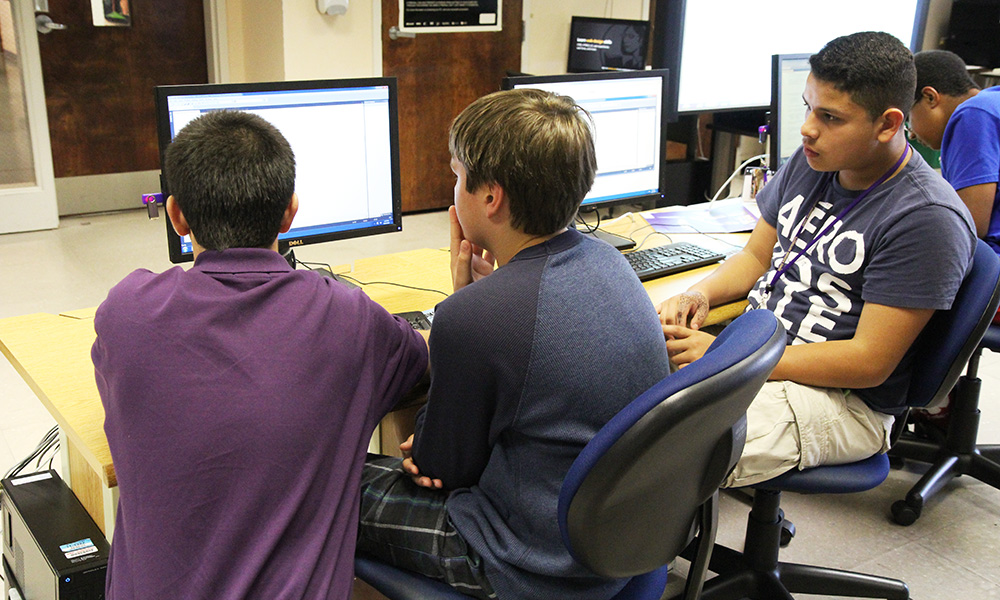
xmin=92 ymin=248 xmax=427 ymax=600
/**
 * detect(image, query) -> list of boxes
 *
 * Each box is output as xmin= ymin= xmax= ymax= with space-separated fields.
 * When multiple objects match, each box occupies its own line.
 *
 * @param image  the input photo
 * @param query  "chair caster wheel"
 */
xmin=891 ymin=500 xmax=920 ymax=526
xmin=780 ymin=519 xmax=795 ymax=547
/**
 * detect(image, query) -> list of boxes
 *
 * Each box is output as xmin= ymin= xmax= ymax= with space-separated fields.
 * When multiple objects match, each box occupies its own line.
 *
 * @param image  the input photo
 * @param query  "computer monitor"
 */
xmin=567 ymin=16 xmax=651 ymax=73
xmin=502 ymin=69 xmax=671 ymax=212
xmin=154 ymin=78 xmax=403 ymax=264
xmin=652 ymin=0 xmax=930 ymax=116
xmin=769 ymin=53 xmax=812 ymax=170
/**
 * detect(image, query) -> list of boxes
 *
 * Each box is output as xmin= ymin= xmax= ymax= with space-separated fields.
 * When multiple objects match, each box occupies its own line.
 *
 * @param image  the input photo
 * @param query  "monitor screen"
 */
xmin=154 ymin=78 xmax=402 ymax=264
xmin=567 ymin=16 xmax=651 ymax=73
xmin=770 ymin=53 xmax=812 ymax=170
xmin=654 ymin=0 xmax=930 ymax=116
xmin=502 ymin=69 xmax=671 ymax=211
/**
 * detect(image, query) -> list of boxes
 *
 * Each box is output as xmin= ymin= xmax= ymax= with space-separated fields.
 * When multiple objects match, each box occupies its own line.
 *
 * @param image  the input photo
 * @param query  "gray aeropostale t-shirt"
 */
xmin=748 ymin=146 xmax=975 ymax=414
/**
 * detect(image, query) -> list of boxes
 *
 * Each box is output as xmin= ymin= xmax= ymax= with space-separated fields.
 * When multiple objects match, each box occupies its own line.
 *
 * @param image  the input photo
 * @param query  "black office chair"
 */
xmin=889 ymin=239 xmax=1000 ymax=525
xmin=355 ymin=309 xmax=785 ymax=599
xmin=688 ymin=239 xmax=1000 ymax=600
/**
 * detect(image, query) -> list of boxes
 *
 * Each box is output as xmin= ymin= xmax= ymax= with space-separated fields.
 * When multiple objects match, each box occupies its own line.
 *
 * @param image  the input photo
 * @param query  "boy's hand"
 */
xmin=662 ymin=325 xmax=715 ymax=368
xmin=658 ymin=291 xmax=710 ymax=329
xmin=449 ymin=206 xmax=495 ymax=292
xmin=399 ymin=434 xmax=444 ymax=490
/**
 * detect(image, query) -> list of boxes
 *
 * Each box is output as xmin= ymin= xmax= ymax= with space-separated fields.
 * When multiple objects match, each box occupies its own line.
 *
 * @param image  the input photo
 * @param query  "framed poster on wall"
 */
xmin=399 ymin=0 xmax=501 ymax=33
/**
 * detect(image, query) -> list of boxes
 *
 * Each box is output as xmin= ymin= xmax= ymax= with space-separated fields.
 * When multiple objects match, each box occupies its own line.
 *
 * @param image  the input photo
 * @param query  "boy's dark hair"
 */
xmin=164 ymin=110 xmax=295 ymax=251
xmin=449 ymin=89 xmax=597 ymax=236
xmin=809 ymin=31 xmax=917 ymax=120
xmin=914 ymin=50 xmax=980 ymax=100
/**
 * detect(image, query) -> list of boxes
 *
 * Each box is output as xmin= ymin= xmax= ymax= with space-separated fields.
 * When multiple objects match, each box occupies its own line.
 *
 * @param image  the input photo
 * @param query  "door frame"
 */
xmin=0 ymin=0 xmax=57 ymax=234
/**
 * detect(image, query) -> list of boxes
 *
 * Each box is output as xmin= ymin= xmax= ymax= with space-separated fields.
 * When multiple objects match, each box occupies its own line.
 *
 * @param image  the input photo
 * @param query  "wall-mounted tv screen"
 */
xmin=568 ymin=16 xmax=651 ymax=73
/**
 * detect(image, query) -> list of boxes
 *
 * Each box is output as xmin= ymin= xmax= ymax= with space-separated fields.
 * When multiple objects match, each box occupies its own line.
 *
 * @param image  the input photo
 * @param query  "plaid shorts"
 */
xmin=357 ymin=454 xmax=497 ymax=599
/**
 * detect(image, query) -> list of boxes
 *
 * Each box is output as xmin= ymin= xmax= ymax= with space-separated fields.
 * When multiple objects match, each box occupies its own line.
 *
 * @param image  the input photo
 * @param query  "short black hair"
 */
xmin=449 ymin=89 xmax=597 ymax=236
xmin=914 ymin=50 xmax=980 ymax=100
xmin=164 ymin=110 xmax=295 ymax=251
xmin=809 ymin=31 xmax=916 ymax=120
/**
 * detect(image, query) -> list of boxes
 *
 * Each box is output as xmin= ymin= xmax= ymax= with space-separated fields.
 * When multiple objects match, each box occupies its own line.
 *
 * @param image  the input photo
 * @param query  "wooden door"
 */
xmin=382 ymin=0 xmax=523 ymax=213
xmin=36 ymin=1 xmax=207 ymax=177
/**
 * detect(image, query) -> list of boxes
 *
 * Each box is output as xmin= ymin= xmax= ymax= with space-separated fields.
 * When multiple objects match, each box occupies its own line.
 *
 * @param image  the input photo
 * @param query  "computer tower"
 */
xmin=945 ymin=0 xmax=1000 ymax=69
xmin=2 ymin=471 xmax=108 ymax=600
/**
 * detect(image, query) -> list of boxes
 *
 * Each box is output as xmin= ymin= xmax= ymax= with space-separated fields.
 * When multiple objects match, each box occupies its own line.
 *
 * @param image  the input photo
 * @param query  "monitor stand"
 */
xmin=571 ymin=219 xmax=636 ymax=251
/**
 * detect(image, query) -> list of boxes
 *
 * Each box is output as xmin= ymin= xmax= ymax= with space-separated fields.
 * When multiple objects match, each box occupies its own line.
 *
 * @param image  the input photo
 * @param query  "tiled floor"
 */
xmin=2 ymin=208 xmax=999 ymax=599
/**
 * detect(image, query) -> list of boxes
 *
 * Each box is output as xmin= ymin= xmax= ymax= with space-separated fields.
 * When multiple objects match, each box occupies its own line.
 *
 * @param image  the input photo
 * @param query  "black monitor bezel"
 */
xmin=769 ymin=52 xmax=812 ymax=171
xmin=154 ymin=77 xmax=403 ymax=264
xmin=502 ymin=69 xmax=672 ymax=211
xmin=654 ymin=0 xmax=931 ymax=118
xmin=567 ymin=15 xmax=652 ymax=74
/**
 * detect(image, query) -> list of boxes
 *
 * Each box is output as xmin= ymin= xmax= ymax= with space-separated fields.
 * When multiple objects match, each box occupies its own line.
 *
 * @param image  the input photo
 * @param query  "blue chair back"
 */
xmin=558 ymin=309 xmax=785 ymax=578
xmin=907 ymin=240 xmax=1000 ymax=408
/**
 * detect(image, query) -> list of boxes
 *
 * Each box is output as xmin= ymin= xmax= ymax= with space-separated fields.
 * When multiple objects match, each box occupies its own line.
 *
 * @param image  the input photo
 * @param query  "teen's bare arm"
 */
xmin=659 ymin=219 xmax=777 ymax=329
xmin=769 ymin=303 xmax=934 ymax=388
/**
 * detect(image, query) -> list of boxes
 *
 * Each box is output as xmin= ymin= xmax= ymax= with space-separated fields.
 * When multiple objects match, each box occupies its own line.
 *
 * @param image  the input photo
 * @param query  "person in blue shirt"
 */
xmin=905 ymin=50 xmax=1000 ymax=427
xmin=909 ymin=50 xmax=999 ymax=265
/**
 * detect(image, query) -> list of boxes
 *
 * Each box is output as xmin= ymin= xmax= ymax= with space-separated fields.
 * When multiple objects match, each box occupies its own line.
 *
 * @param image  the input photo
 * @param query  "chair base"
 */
xmin=675 ymin=489 xmax=909 ymax=600
xmin=890 ymin=368 xmax=1000 ymax=526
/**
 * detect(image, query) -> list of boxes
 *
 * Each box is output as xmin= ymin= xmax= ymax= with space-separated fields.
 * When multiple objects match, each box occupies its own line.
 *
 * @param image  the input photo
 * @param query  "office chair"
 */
xmin=889 ymin=239 xmax=1000 ymax=525
xmin=691 ymin=239 xmax=1000 ymax=600
xmin=694 ymin=453 xmax=909 ymax=600
xmin=354 ymin=309 xmax=785 ymax=600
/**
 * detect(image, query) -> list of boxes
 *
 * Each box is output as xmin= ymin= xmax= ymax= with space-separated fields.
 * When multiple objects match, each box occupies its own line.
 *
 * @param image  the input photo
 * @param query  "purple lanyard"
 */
xmin=765 ymin=144 xmax=911 ymax=294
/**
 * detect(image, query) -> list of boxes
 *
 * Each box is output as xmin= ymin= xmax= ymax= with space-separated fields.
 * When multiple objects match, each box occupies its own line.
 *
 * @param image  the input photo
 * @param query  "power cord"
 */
xmin=295 ymin=258 xmax=448 ymax=297
xmin=4 ymin=426 xmax=59 ymax=480
xmin=707 ymin=153 xmax=768 ymax=204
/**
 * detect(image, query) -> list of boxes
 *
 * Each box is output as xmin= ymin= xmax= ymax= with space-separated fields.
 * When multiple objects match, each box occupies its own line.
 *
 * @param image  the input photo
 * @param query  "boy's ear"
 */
xmin=920 ymin=86 xmax=941 ymax=108
xmin=876 ymin=107 xmax=906 ymax=143
xmin=279 ymin=193 xmax=299 ymax=234
xmin=165 ymin=195 xmax=191 ymax=237
xmin=483 ymin=183 xmax=506 ymax=220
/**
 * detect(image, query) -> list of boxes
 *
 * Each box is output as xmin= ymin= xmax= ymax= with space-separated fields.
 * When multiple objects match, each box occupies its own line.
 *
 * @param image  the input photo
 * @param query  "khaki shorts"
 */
xmin=724 ymin=380 xmax=895 ymax=488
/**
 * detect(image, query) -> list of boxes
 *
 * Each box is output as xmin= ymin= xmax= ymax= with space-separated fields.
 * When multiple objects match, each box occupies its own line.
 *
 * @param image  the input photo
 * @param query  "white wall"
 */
xmin=227 ymin=0 xmax=284 ymax=82
xmin=282 ymin=0 xmax=378 ymax=80
xmin=522 ymin=0 xmax=649 ymax=75
xmin=1 ymin=0 xmax=17 ymax=55
xmin=223 ymin=1 xmax=653 ymax=81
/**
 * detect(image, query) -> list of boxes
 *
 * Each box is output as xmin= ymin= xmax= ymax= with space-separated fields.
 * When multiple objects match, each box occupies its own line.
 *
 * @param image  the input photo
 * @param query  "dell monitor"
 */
xmin=653 ymin=0 xmax=930 ymax=116
xmin=567 ymin=16 xmax=651 ymax=73
xmin=154 ymin=78 xmax=403 ymax=264
xmin=769 ymin=53 xmax=812 ymax=170
xmin=503 ymin=69 xmax=670 ymax=249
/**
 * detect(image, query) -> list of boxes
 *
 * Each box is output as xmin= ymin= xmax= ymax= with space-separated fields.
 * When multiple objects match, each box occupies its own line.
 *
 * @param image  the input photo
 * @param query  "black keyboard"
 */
xmin=395 ymin=309 xmax=435 ymax=330
xmin=624 ymin=242 xmax=726 ymax=281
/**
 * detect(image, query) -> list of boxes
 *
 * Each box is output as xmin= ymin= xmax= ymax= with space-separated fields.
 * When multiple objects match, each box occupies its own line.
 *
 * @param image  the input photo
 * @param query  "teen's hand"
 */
xmin=399 ymin=434 xmax=444 ymax=490
xmin=450 ymin=206 xmax=495 ymax=292
xmin=662 ymin=325 xmax=715 ymax=368
xmin=658 ymin=291 xmax=710 ymax=330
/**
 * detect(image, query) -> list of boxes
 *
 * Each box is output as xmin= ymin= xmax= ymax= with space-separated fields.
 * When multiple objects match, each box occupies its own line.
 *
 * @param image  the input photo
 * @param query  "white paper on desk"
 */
xmin=645 ymin=198 xmax=760 ymax=234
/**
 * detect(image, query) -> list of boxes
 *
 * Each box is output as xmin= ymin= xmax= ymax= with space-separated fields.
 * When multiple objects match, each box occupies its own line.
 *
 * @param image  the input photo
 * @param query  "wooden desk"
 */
xmin=0 ymin=308 xmax=117 ymax=536
xmin=0 ymin=214 xmax=748 ymax=536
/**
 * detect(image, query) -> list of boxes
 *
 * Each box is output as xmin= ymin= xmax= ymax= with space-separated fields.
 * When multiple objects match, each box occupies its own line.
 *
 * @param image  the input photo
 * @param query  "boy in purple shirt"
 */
xmin=92 ymin=110 xmax=428 ymax=600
